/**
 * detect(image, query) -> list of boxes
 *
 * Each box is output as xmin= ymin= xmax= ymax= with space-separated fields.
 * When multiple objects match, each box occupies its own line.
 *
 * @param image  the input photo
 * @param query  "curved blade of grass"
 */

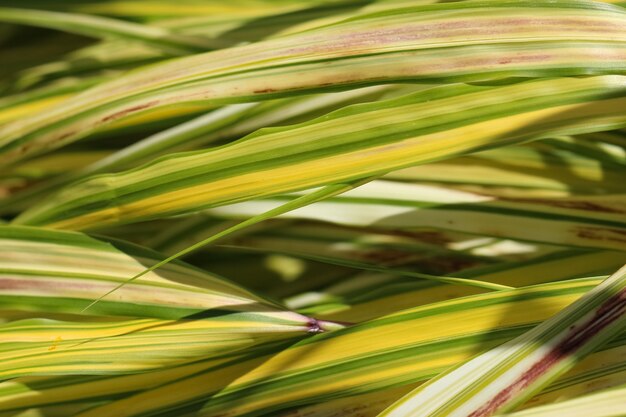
xmin=0 ymin=0 xmax=347 ymax=19
xmin=0 ymin=76 xmax=106 ymax=125
xmin=294 ymin=249 xmax=625 ymax=322
xmin=378 ymin=264 xmax=626 ymax=417
xmin=540 ymin=136 xmax=626 ymax=168
xmin=0 ymin=86 xmax=394 ymax=215
xmin=15 ymin=75 xmax=626 ymax=230
xmin=72 ymin=278 xmax=608 ymax=417
xmin=0 ymin=346 xmax=276 ymax=414
xmin=277 ymin=339 xmax=626 ymax=417
xmin=495 ymin=384 xmax=626 ymax=417
xmin=521 ymin=342 xmax=626 ymax=410
xmin=81 ymin=177 xmax=374 ymax=311
xmin=0 ymin=150 xmax=111 ymax=182
xmin=151 ymin=216 xmax=484 ymax=260
xmin=8 ymin=0 xmax=623 ymax=92
xmin=0 ymin=316 xmax=315 ymax=379
xmin=3 ymin=0 xmax=372 ymax=91
xmin=3 ymin=0 xmax=626 ymax=163
xmin=8 ymin=0 xmax=507 ymax=91
xmin=209 ymin=180 xmax=626 ymax=251
xmin=386 ymin=142 xmax=626 ymax=193
xmin=4 ymin=331 xmax=625 ymax=416
xmin=222 ymin=244 xmax=513 ymax=291
xmin=0 ymin=225 xmax=312 ymax=320
xmin=5 ymin=0 xmax=395 ymax=89
xmin=0 ymin=7 xmax=217 ymax=54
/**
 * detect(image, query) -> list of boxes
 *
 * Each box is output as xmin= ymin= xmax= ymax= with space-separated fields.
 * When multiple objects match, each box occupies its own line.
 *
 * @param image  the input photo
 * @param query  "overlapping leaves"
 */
xmin=0 ymin=1 xmax=625 ymax=417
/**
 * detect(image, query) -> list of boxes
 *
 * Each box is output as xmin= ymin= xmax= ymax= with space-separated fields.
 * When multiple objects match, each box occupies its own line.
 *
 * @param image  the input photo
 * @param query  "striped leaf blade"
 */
xmin=2 ymin=0 xmax=626 ymax=163
xmin=0 ymin=7 xmax=216 ymax=54
xmin=275 ymin=341 xmax=626 ymax=417
xmin=286 ymin=249 xmax=626 ymax=321
xmin=208 ymin=180 xmax=626 ymax=251
xmin=378 ymin=264 xmax=626 ymax=417
xmin=496 ymin=385 xmax=626 ymax=417
xmin=0 ymin=86 xmax=397 ymax=215
xmin=0 ymin=317 xmax=307 ymax=379
xmin=3 ymin=335 xmax=624 ymax=417
xmin=0 ymin=225 xmax=317 ymax=322
xmin=66 ymin=278 xmax=611 ymax=417
xmin=0 ymin=226 xmax=340 ymax=379
xmin=386 ymin=142 xmax=626 ymax=193
xmin=15 ymin=75 xmax=626 ymax=230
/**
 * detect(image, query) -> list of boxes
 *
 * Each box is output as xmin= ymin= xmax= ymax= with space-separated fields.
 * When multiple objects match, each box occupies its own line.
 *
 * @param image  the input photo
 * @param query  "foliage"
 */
xmin=0 ymin=1 xmax=625 ymax=416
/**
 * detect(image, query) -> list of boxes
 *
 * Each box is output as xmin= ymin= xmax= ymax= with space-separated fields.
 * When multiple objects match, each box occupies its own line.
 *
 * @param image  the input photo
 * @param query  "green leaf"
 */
xmin=15 ymin=76 xmax=626 ymax=230
xmin=0 ymin=225 xmax=311 ymax=320
xmin=378 ymin=265 xmax=626 ymax=417
xmin=0 ymin=86 xmax=395 ymax=215
xmin=496 ymin=385 xmax=626 ymax=417
xmin=3 ymin=0 xmax=626 ymax=163
xmin=0 ymin=7 xmax=217 ymax=54
xmin=68 ymin=278 xmax=612 ymax=417
xmin=0 ymin=317 xmax=306 ymax=379
xmin=291 ymin=248 xmax=624 ymax=322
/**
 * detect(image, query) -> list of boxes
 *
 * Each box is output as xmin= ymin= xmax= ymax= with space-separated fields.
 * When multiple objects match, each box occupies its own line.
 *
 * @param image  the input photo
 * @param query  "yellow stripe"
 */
xmin=0 ymin=95 xmax=71 ymax=125
xmin=231 ymin=294 xmax=580 ymax=385
xmin=76 ymin=356 xmax=272 ymax=417
xmin=0 ymin=359 xmax=219 ymax=409
xmin=2 ymin=319 xmax=305 ymax=342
